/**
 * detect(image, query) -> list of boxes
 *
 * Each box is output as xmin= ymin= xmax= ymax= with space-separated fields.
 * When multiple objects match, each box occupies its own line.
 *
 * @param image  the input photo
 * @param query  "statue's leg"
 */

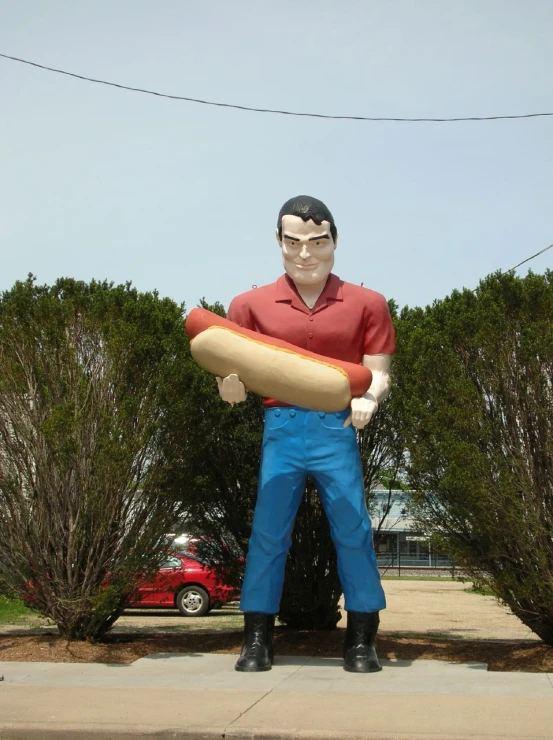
xmin=307 ymin=408 xmax=384 ymax=673
xmin=236 ymin=407 xmax=307 ymax=672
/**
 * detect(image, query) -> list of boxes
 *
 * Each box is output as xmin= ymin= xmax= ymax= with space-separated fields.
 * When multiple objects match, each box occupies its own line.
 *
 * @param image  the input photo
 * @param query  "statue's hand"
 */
xmin=343 ymin=395 xmax=378 ymax=429
xmin=216 ymin=374 xmax=247 ymax=405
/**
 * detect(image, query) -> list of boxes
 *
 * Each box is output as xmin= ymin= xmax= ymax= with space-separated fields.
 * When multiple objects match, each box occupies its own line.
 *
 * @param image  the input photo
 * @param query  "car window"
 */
xmin=182 ymin=551 xmax=208 ymax=565
xmin=159 ymin=556 xmax=181 ymax=569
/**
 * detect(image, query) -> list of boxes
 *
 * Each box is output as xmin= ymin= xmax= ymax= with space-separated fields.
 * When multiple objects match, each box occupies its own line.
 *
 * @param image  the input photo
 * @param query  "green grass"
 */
xmin=0 ymin=595 xmax=35 ymax=624
xmin=381 ymin=575 xmax=455 ymax=582
xmin=175 ymin=611 xmax=243 ymax=631
xmin=119 ymin=603 xmax=244 ymax=632
xmin=160 ymin=604 xmax=243 ymax=631
xmin=465 ymin=583 xmax=496 ymax=597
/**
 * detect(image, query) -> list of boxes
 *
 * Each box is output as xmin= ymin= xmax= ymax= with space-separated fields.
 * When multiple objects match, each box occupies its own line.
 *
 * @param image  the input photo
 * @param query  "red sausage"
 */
xmin=185 ymin=308 xmax=372 ymax=397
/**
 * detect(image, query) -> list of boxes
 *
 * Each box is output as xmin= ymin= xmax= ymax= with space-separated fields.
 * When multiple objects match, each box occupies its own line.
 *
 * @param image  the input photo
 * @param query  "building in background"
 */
xmin=370 ymin=485 xmax=453 ymax=571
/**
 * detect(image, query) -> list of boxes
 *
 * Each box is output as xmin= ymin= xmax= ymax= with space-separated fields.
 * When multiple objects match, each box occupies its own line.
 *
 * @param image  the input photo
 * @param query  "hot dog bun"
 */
xmin=185 ymin=308 xmax=372 ymax=413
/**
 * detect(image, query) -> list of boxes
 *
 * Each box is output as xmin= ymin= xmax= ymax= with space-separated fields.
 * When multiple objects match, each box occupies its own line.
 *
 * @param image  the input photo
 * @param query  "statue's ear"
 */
xmin=275 ymin=228 xmax=281 ymax=247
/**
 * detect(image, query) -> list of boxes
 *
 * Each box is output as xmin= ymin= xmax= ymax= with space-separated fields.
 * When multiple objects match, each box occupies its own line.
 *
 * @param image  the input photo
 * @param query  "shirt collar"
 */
xmin=275 ymin=273 xmax=343 ymax=313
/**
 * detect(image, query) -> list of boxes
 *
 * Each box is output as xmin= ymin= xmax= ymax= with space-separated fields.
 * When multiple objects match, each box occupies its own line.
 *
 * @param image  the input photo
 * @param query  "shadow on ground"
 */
xmin=1 ymin=628 xmax=552 ymax=673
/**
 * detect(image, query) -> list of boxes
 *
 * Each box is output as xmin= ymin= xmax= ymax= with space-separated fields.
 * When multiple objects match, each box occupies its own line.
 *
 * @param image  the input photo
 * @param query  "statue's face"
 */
xmin=277 ymin=215 xmax=337 ymax=286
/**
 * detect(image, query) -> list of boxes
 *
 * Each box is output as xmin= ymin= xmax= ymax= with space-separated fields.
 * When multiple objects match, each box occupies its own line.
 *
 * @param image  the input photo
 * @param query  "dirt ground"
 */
xmin=8 ymin=581 xmax=531 ymax=640
xmin=2 ymin=580 xmax=552 ymax=672
xmin=374 ymin=580 xmax=540 ymax=641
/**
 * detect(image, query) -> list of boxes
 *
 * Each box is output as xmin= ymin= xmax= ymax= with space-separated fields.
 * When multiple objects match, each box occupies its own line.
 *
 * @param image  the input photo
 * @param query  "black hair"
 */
xmin=277 ymin=195 xmax=337 ymax=242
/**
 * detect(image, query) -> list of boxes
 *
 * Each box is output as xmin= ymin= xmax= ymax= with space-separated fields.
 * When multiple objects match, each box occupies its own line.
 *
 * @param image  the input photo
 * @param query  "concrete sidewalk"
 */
xmin=1 ymin=654 xmax=553 ymax=740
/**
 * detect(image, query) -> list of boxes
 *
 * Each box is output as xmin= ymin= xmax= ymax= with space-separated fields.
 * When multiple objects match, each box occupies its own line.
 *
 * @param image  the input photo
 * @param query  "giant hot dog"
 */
xmin=185 ymin=308 xmax=372 ymax=413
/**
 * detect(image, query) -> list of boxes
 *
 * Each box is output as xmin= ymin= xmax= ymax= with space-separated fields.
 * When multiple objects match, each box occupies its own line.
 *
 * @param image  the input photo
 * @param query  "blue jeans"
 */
xmin=240 ymin=407 xmax=385 ymax=614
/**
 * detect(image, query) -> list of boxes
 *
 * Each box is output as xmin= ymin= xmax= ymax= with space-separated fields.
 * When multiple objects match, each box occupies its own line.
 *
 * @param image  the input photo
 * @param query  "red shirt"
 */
xmin=227 ymin=274 xmax=395 ymax=407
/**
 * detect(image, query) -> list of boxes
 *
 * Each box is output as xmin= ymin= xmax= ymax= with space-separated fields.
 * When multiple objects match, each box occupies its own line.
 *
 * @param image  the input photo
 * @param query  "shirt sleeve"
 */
xmin=364 ymin=294 xmax=396 ymax=355
xmin=227 ymin=295 xmax=255 ymax=330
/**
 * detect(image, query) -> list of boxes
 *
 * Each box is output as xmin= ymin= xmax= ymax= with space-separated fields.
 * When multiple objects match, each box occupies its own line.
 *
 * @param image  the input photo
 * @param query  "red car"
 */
xmin=128 ymin=552 xmax=240 ymax=617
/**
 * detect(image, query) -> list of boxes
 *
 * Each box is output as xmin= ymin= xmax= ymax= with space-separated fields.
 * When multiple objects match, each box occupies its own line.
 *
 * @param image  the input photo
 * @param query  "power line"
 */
xmin=2 ymin=52 xmax=553 ymax=124
xmin=470 ymin=242 xmax=553 ymax=293
xmin=503 ymin=242 xmax=553 ymax=274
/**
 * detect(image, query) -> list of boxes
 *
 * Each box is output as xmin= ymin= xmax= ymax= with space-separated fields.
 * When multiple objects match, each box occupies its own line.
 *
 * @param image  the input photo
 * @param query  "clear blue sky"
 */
xmin=1 ymin=0 xmax=552 ymax=312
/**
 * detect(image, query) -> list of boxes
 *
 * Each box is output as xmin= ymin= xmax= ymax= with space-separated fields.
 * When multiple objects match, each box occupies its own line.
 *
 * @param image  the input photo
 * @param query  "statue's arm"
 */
xmin=345 ymin=353 xmax=392 ymax=429
xmin=217 ymin=297 xmax=249 ymax=404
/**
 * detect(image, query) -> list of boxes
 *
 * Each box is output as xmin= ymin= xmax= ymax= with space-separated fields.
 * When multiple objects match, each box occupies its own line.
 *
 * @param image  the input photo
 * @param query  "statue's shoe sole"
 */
xmin=235 ymin=662 xmax=273 ymax=672
xmin=343 ymin=662 xmax=382 ymax=673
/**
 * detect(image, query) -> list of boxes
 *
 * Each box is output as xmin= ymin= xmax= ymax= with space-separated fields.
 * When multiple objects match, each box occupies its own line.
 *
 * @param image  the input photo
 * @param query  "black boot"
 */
xmin=343 ymin=611 xmax=382 ymax=673
xmin=234 ymin=613 xmax=275 ymax=672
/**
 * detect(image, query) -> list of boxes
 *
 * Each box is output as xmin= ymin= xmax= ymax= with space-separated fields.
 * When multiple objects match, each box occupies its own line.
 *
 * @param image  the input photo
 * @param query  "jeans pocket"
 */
xmin=318 ymin=411 xmax=350 ymax=430
xmin=264 ymin=409 xmax=291 ymax=432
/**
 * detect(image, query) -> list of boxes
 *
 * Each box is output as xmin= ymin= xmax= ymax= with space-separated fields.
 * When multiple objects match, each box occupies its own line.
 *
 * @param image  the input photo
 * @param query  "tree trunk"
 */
xmin=278 ymin=482 xmax=342 ymax=630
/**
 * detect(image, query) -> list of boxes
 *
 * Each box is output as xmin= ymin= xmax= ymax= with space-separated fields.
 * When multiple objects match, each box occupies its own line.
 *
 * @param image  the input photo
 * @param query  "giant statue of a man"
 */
xmin=219 ymin=195 xmax=395 ymax=673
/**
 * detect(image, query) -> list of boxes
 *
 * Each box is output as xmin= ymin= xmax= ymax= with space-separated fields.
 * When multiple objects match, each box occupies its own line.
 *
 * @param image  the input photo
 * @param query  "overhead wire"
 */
xmin=503 ymin=243 xmax=553 ymax=274
xmin=468 ymin=242 xmax=553 ymax=294
xmin=2 ymin=52 xmax=551 ymax=278
xmin=1 ymin=52 xmax=553 ymax=123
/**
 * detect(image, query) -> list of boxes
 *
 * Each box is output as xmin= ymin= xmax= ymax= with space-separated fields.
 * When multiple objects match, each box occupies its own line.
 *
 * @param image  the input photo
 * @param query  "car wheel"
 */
xmin=176 ymin=585 xmax=210 ymax=617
